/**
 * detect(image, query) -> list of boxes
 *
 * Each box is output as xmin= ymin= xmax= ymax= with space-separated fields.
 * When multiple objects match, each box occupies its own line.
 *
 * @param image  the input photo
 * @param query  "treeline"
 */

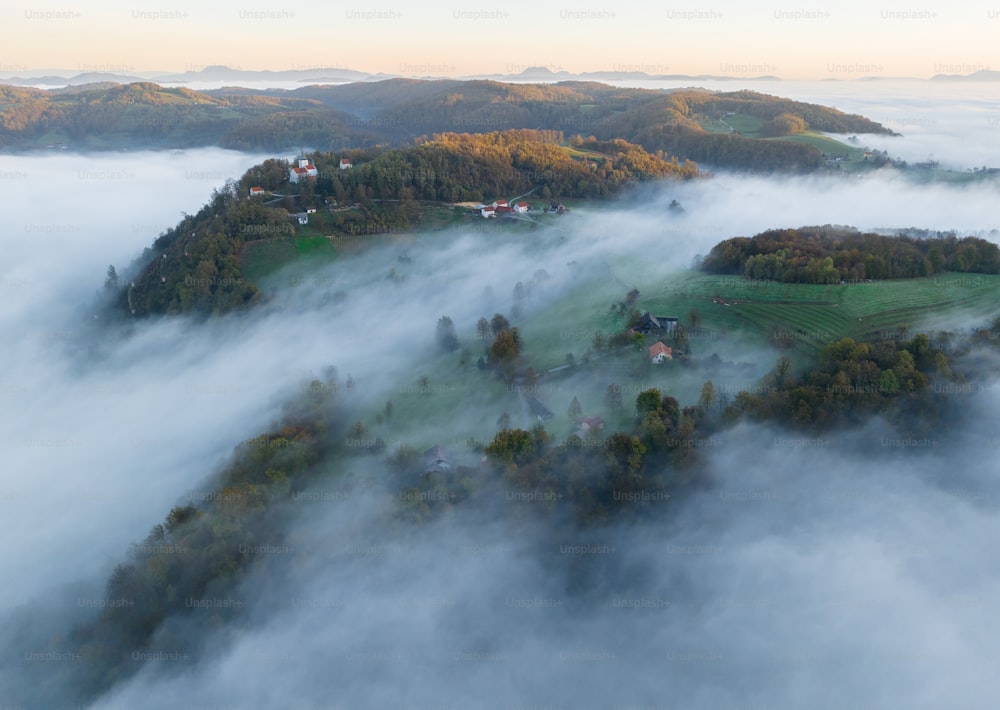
xmin=635 ymin=122 xmax=823 ymax=172
xmin=0 ymin=82 xmax=376 ymax=150
xmin=700 ymin=226 xmax=1000 ymax=282
xmin=125 ymin=177 xmax=292 ymax=317
xmin=310 ymin=130 xmax=696 ymax=204
xmin=669 ymin=89 xmax=894 ymax=134
xmin=723 ymin=334 xmax=951 ymax=432
xmin=124 ymin=133 xmax=693 ymax=317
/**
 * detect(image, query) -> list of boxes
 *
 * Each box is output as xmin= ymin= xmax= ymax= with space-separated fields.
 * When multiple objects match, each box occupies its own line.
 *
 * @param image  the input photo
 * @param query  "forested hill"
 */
xmin=699 ymin=226 xmax=1000 ymax=282
xmin=121 ymin=131 xmax=694 ymax=318
xmin=0 ymin=82 xmax=377 ymax=152
xmin=0 ymin=79 xmax=893 ymax=171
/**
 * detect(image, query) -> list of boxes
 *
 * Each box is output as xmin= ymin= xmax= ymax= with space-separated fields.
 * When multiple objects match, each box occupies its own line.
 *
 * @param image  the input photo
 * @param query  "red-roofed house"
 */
xmin=514 ymin=202 xmax=529 ymax=214
xmin=340 ymin=158 xmax=353 ymax=170
xmin=480 ymin=206 xmax=496 ymax=218
xmin=249 ymin=186 xmax=265 ymax=197
xmin=648 ymin=341 xmax=673 ymax=364
xmin=492 ymin=199 xmax=508 ymax=208
xmin=289 ymin=157 xmax=318 ymax=183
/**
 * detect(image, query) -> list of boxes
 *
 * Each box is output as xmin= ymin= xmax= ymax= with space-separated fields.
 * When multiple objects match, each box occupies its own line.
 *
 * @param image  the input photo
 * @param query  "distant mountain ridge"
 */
xmin=0 ymin=78 xmax=893 ymax=172
xmin=9 ymin=63 xmax=989 ymax=87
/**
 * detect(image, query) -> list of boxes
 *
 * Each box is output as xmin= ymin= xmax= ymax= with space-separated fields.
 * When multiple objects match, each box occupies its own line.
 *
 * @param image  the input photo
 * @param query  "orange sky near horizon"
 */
xmin=0 ymin=1 xmax=994 ymax=80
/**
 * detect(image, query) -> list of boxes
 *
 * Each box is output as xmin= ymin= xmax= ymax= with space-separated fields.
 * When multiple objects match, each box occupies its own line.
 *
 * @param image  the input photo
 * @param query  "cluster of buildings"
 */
xmin=479 ymin=199 xmax=530 ymax=218
xmin=289 ymin=157 xmax=319 ymax=183
xmin=627 ymin=312 xmax=677 ymax=364
xmin=288 ymin=155 xmax=351 ymax=183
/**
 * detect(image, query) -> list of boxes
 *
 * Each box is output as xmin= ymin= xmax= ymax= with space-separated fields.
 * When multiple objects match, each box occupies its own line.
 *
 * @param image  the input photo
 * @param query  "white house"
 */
xmin=249 ymin=186 xmax=265 ymax=197
xmin=480 ymin=206 xmax=496 ymax=218
xmin=648 ymin=341 xmax=673 ymax=364
xmin=340 ymin=158 xmax=353 ymax=170
xmin=514 ymin=201 xmax=529 ymax=214
xmin=289 ymin=157 xmax=318 ymax=183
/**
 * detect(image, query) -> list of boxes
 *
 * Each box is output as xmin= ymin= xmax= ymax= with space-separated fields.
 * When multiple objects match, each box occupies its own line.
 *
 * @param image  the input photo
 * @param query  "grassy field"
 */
xmin=241 ymin=236 xmax=338 ymax=284
xmin=516 ymin=267 xmax=1000 ymax=370
xmin=642 ymin=271 xmax=1000 ymax=355
xmin=714 ymin=113 xmax=766 ymax=134
xmin=769 ymin=131 xmax=865 ymax=159
xmin=696 ymin=113 xmax=869 ymax=168
xmin=329 ymin=257 xmax=1000 ymax=460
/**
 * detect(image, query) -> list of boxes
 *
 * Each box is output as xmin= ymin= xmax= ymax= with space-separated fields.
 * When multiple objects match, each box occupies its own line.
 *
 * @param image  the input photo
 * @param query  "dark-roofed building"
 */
xmin=635 ymin=312 xmax=678 ymax=335
xmin=526 ymin=394 xmax=555 ymax=422
xmin=423 ymin=445 xmax=453 ymax=474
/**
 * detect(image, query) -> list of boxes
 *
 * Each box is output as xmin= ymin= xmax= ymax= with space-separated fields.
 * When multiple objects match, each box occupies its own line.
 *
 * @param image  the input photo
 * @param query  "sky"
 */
xmin=0 ymin=0 xmax=997 ymax=80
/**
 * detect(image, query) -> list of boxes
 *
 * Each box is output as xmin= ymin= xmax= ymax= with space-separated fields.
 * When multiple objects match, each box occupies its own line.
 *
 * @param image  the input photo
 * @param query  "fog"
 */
xmin=2 ymin=89 xmax=1000 ymax=708
xmin=87 ymin=416 xmax=1000 ymax=710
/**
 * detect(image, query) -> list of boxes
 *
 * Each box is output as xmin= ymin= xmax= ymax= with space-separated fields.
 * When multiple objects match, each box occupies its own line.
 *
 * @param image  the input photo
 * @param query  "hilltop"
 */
xmin=0 ymin=79 xmax=893 ymax=172
xmin=119 ymin=130 xmax=696 ymax=318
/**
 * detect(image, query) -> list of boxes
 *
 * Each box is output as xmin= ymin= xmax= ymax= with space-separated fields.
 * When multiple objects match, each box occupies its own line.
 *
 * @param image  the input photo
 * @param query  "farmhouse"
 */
xmin=289 ymin=157 xmax=318 ymax=183
xmin=526 ymin=394 xmax=555 ymax=422
xmin=514 ymin=202 xmax=530 ymax=214
xmin=340 ymin=158 xmax=352 ymax=170
xmin=634 ymin=312 xmax=678 ymax=335
xmin=574 ymin=416 xmax=605 ymax=439
xmin=290 ymin=212 xmax=309 ymax=224
xmin=480 ymin=199 xmax=517 ymax=218
xmin=249 ymin=186 xmax=265 ymax=197
xmin=648 ymin=341 xmax=672 ymax=363
xmin=424 ymin=445 xmax=453 ymax=474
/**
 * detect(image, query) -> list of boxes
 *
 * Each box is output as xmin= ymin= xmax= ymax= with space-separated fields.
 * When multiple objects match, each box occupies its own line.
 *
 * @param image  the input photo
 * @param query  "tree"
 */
xmin=878 ymin=369 xmax=900 ymax=395
xmin=436 ymin=315 xmax=459 ymax=351
xmin=636 ymin=388 xmax=663 ymax=418
xmin=476 ymin=316 xmax=491 ymax=341
xmin=605 ymin=433 xmax=647 ymax=494
xmin=687 ymin=308 xmax=701 ymax=331
xmin=699 ymin=380 xmax=716 ymax=412
xmin=490 ymin=313 xmax=511 ymax=336
xmin=605 ymin=384 xmax=624 ymax=415
xmin=347 ymin=421 xmax=369 ymax=440
xmin=490 ymin=328 xmax=521 ymax=382
xmin=760 ymin=113 xmax=807 ymax=137
xmin=773 ymin=355 xmax=792 ymax=388
xmin=568 ymin=396 xmax=583 ymax=419
xmin=104 ymin=264 xmax=119 ymax=290
xmin=485 ymin=428 xmax=536 ymax=466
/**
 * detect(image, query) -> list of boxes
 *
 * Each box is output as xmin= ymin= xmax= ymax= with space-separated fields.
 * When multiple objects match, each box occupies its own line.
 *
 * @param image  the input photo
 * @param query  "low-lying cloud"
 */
xmin=2 ymin=103 xmax=1000 ymax=708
